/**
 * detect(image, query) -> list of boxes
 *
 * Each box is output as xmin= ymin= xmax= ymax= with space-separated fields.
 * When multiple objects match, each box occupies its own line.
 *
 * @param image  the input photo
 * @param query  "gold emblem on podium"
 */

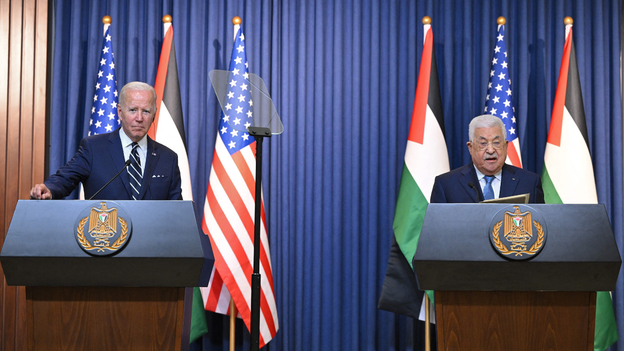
xmin=490 ymin=205 xmax=546 ymax=259
xmin=76 ymin=202 xmax=131 ymax=255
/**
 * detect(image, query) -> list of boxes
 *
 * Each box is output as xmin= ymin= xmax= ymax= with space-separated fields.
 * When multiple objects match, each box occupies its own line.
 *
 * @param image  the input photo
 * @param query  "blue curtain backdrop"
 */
xmin=49 ymin=0 xmax=623 ymax=350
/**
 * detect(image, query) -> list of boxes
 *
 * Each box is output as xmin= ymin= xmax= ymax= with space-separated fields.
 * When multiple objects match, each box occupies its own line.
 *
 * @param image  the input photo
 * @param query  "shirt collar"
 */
xmin=119 ymin=128 xmax=148 ymax=149
xmin=473 ymin=165 xmax=502 ymax=181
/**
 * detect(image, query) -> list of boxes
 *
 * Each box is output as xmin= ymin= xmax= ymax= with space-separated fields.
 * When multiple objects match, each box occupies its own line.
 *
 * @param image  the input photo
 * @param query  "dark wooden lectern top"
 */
xmin=413 ymin=203 xmax=621 ymax=351
xmin=1 ymin=200 xmax=205 ymax=287
xmin=0 ymin=200 xmax=207 ymax=351
xmin=414 ymin=203 xmax=621 ymax=292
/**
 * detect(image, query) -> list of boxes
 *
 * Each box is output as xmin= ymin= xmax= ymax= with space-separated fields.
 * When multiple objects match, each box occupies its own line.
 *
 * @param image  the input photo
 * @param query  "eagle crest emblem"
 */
xmin=489 ymin=205 xmax=547 ymax=260
xmin=75 ymin=201 xmax=132 ymax=256
xmin=504 ymin=207 xmax=532 ymax=251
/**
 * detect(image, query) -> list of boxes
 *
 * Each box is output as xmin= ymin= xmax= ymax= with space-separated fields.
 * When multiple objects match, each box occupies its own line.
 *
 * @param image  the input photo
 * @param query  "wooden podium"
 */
xmin=0 ymin=200 xmax=206 ymax=351
xmin=414 ymin=204 xmax=621 ymax=351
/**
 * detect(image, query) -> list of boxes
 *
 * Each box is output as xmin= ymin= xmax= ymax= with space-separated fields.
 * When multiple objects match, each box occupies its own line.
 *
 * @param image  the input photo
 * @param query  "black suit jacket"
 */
xmin=45 ymin=129 xmax=182 ymax=200
xmin=430 ymin=163 xmax=544 ymax=204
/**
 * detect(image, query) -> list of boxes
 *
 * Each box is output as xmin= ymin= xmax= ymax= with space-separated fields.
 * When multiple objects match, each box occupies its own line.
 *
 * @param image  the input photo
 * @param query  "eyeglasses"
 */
xmin=473 ymin=140 xmax=505 ymax=151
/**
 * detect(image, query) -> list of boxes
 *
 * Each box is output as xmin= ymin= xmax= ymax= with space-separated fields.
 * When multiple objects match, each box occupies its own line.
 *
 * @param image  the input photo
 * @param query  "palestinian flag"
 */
xmin=542 ymin=21 xmax=617 ymax=351
xmin=152 ymin=17 xmax=206 ymax=344
xmin=149 ymin=18 xmax=193 ymax=201
xmin=378 ymin=18 xmax=449 ymax=317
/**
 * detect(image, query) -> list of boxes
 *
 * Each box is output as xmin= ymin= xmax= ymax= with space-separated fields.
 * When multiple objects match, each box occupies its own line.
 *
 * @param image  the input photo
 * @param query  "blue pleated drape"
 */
xmin=49 ymin=0 xmax=623 ymax=350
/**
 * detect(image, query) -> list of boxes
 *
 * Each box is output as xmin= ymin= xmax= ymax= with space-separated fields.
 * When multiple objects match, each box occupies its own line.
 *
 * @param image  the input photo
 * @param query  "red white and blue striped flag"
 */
xmin=89 ymin=18 xmax=119 ymax=136
xmin=484 ymin=21 xmax=522 ymax=167
xmin=81 ymin=17 xmax=120 ymax=199
xmin=200 ymin=24 xmax=279 ymax=348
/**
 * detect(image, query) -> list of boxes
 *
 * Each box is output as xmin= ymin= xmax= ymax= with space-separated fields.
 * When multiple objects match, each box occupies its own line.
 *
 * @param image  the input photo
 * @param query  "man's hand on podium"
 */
xmin=30 ymin=183 xmax=52 ymax=200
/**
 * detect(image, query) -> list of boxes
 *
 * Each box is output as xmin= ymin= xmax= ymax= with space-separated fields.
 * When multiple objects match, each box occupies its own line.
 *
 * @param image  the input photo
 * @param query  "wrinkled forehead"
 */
xmin=473 ymin=126 xmax=504 ymax=141
xmin=121 ymin=90 xmax=155 ymax=110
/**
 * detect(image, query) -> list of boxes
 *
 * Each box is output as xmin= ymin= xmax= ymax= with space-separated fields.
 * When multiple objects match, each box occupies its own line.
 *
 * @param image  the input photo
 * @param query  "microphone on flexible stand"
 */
xmin=88 ymin=160 xmax=131 ymax=200
xmin=468 ymin=182 xmax=481 ymax=203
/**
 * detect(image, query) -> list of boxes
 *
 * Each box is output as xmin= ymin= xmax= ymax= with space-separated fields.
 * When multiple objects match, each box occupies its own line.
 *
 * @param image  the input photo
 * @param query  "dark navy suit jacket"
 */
xmin=430 ymin=163 xmax=544 ymax=204
xmin=45 ymin=129 xmax=182 ymax=200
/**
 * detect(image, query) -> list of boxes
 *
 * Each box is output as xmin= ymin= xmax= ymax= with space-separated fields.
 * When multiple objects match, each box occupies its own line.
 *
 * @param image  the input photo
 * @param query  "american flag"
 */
xmin=201 ymin=26 xmax=279 ymax=347
xmin=484 ymin=23 xmax=522 ymax=168
xmin=89 ymin=22 xmax=119 ymax=136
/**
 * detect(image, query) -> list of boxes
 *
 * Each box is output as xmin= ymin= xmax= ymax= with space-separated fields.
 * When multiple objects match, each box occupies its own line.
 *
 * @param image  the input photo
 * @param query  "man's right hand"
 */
xmin=30 ymin=184 xmax=52 ymax=200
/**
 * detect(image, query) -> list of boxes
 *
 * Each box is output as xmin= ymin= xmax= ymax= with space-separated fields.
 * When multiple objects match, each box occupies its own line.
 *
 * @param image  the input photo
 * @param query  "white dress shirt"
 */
xmin=119 ymin=128 xmax=148 ymax=174
xmin=474 ymin=166 xmax=502 ymax=199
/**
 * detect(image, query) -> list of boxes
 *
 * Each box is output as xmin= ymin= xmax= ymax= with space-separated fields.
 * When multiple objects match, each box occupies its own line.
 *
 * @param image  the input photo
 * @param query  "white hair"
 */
xmin=118 ymin=81 xmax=157 ymax=112
xmin=468 ymin=114 xmax=506 ymax=141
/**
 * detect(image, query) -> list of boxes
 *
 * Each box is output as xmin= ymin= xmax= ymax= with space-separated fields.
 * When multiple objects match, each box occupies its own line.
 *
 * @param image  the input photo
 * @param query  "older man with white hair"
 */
xmin=430 ymin=114 xmax=544 ymax=203
xmin=30 ymin=81 xmax=182 ymax=201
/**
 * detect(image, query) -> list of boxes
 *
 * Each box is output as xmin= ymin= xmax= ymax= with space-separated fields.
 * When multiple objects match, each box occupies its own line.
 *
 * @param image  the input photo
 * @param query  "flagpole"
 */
xmin=425 ymin=294 xmax=431 ymax=351
xmin=102 ymin=16 xmax=110 ymax=36
xmin=229 ymin=299 xmax=236 ymax=351
xmin=227 ymin=17 xmax=243 ymax=351
xmin=421 ymin=15 xmax=432 ymax=351
xmin=162 ymin=14 xmax=171 ymax=36
xmin=564 ymin=16 xmax=572 ymax=39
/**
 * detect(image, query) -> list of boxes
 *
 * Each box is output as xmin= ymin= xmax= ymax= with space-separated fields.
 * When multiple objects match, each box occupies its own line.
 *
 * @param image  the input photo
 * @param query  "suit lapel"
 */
xmin=108 ymin=131 xmax=133 ymax=198
xmin=459 ymin=164 xmax=482 ymax=202
xmin=500 ymin=164 xmax=519 ymax=198
xmin=138 ymin=137 xmax=160 ymax=199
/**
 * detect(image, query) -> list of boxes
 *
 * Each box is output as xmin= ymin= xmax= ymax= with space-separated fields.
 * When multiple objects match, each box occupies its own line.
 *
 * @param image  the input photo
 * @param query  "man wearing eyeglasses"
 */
xmin=430 ymin=114 xmax=544 ymax=204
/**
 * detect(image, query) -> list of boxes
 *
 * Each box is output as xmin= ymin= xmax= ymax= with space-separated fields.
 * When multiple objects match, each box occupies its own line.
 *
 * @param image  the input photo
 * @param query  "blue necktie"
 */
xmin=483 ymin=175 xmax=495 ymax=200
xmin=128 ymin=142 xmax=142 ymax=200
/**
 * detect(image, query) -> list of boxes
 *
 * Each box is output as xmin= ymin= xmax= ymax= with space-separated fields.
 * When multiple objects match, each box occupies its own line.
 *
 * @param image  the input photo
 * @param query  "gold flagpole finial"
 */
xmin=163 ymin=15 xmax=172 ymax=23
xmin=233 ymin=16 xmax=242 ymax=25
xmin=102 ymin=16 xmax=112 ymax=24
xmin=422 ymin=16 xmax=431 ymax=25
xmin=497 ymin=16 xmax=506 ymax=25
xmin=564 ymin=17 xmax=573 ymax=25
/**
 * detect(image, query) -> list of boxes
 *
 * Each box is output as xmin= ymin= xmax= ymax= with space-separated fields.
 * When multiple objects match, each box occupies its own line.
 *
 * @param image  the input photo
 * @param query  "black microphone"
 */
xmin=88 ymin=160 xmax=131 ymax=200
xmin=468 ymin=182 xmax=481 ymax=203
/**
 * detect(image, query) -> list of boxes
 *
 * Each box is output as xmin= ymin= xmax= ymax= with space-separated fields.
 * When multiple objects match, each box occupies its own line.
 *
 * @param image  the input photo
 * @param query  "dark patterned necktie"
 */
xmin=129 ymin=142 xmax=142 ymax=200
xmin=483 ymin=175 xmax=495 ymax=200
